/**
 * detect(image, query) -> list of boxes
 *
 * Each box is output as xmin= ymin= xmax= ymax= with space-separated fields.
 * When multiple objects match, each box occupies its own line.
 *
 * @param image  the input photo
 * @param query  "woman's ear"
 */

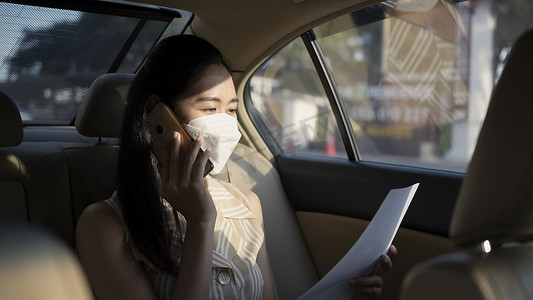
xmin=146 ymin=95 xmax=161 ymax=113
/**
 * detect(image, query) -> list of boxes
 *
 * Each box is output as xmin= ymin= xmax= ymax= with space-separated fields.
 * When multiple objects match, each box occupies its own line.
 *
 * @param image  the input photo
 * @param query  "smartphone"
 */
xmin=147 ymin=102 xmax=214 ymax=177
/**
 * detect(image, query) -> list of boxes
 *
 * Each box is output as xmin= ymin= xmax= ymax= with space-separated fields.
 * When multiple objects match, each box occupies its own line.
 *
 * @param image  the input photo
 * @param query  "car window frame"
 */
xmin=300 ymin=30 xmax=359 ymax=161
xmin=243 ymin=0 xmax=522 ymax=175
xmin=244 ymin=31 xmax=361 ymax=161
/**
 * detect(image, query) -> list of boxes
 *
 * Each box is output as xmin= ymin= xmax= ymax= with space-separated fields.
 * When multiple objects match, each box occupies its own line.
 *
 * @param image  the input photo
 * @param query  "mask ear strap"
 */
xmin=219 ymin=165 xmax=231 ymax=183
xmin=226 ymin=165 xmax=232 ymax=183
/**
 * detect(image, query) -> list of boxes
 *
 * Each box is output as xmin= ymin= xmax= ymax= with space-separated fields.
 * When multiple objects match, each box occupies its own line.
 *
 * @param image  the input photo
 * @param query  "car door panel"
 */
xmin=277 ymin=153 xmax=463 ymax=235
xmin=276 ymin=154 xmax=462 ymax=299
xmin=297 ymin=211 xmax=458 ymax=299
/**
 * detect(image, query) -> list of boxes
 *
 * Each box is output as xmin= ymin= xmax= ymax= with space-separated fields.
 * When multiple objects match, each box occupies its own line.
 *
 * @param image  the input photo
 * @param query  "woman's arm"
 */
xmin=76 ymin=203 xmax=159 ymax=300
xmin=238 ymin=187 xmax=278 ymax=300
xmin=77 ymin=203 xmax=216 ymax=300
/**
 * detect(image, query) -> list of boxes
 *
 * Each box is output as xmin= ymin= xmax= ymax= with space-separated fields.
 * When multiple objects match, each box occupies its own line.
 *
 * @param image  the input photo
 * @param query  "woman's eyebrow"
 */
xmin=195 ymin=97 xmax=239 ymax=103
xmin=196 ymin=96 xmax=220 ymax=102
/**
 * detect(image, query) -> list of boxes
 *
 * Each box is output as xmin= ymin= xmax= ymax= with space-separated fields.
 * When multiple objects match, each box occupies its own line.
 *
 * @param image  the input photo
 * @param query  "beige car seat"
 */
xmin=0 ymin=226 xmax=93 ymax=300
xmin=400 ymin=30 xmax=533 ymax=300
xmin=0 ymin=90 xmax=77 ymax=244
xmin=68 ymin=73 xmax=134 ymax=225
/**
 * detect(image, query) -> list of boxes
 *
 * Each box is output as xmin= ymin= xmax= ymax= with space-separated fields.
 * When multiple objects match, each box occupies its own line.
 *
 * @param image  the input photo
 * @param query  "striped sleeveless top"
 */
xmin=104 ymin=176 xmax=265 ymax=299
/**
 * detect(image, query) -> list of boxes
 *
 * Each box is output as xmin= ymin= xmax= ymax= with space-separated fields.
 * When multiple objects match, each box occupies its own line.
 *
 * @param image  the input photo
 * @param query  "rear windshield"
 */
xmin=0 ymin=2 xmax=191 ymax=125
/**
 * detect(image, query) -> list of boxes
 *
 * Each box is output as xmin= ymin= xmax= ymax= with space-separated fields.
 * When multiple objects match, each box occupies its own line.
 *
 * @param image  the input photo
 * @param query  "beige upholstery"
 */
xmin=221 ymin=143 xmax=319 ymax=299
xmin=0 ymin=226 xmax=93 ymax=300
xmin=451 ymin=30 xmax=533 ymax=247
xmin=10 ymin=143 xmax=74 ymax=244
xmin=400 ymin=30 xmax=533 ymax=300
xmin=75 ymin=73 xmax=134 ymax=138
xmin=0 ymin=90 xmax=27 ymax=224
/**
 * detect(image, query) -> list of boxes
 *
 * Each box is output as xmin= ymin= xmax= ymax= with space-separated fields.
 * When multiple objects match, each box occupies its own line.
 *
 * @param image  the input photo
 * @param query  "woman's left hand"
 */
xmin=348 ymin=245 xmax=397 ymax=300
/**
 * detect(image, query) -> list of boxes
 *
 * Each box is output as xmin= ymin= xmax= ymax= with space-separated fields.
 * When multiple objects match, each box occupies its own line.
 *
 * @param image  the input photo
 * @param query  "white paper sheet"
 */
xmin=297 ymin=183 xmax=420 ymax=300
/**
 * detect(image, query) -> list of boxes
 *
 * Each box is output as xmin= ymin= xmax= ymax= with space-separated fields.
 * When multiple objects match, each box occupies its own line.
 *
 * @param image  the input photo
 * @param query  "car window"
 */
xmin=0 ymin=2 xmax=190 ymax=125
xmin=247 ymin=37 xmax=348 ymax=158
xmin=247 ymin=0 xmax=533 ymax=172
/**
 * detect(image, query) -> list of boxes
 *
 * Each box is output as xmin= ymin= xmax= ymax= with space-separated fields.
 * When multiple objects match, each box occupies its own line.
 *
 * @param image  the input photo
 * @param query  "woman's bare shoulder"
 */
xmin=76 ymin=202 xmax=158 ymax=299
xmin=76 ymin=202 xmax=125 ymax=250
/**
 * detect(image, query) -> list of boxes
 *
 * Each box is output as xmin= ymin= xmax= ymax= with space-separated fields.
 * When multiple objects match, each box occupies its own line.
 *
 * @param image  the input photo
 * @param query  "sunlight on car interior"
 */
xmin=0 ymin=0 xmax=532 ymax=299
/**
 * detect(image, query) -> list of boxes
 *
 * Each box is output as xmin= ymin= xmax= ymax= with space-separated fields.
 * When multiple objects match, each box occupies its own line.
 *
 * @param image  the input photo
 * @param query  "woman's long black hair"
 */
xmin=117 ymin=35 xmax=231 ymax=273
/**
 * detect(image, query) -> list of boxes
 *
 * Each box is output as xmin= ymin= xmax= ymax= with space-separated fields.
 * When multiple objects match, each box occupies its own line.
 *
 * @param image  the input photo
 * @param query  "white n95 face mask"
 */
xmin=184 ymin=113 xmax=242 ymax=175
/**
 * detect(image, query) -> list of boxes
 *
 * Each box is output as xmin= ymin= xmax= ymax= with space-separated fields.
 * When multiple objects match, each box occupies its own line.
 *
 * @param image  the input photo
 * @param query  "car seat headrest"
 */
xmin=0 ymin=89 xmax=23 ymax=147
xmin=451 ymin=30 xmax=533 ymax=247
xmin=75 ymin=73 xmax=135 ymax=138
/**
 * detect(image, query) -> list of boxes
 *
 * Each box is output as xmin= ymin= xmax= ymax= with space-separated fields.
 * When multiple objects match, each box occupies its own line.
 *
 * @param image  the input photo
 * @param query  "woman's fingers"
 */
xmin=182 ymin=135 xmax=203 ymax=182
xmin=349 ymin=276 xmax=383 ymax=299
xmin=375 ymin=254 xmax=392 ymax=276
xmin=349 ymin=276 xmax=383 ymax=289
xmin=369 ymin=245 xmax=396 ymax=276
xmin=348 ymin=246 xmax=397 ymax=300
xmin=191 ymin=147 xmax=211 ymax=182
xmin=164 ymin=133 xmax=208 ymax=186
xmin=348 ymin=277 xmax=382 ymax=299
xmin=157 ymin=131 xmax=177 ymax=185
xmin=167 ymin=131 xmax=181 ymax=182
xmin=387 ymin=245 xmax=398 ymax=258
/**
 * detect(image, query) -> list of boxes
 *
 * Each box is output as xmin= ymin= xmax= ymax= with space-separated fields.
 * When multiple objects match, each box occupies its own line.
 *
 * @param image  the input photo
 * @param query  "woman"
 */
xmin=76 ymin=35 xmax=395 ymax=300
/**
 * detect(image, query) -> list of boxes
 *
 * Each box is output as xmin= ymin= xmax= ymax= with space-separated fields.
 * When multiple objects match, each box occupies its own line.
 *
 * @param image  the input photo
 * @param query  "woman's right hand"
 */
xmin=157 ymin=131 xmax=216 ymax=225
xmin=156 ymin=132 xmax=217 ymax=300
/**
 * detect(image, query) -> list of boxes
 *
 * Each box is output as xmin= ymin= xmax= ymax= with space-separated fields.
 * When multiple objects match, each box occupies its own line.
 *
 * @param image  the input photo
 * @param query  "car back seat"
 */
xmin=11 ymin=142 xmax=73 ymax=244
xmin=1 ymin=88 xmax=75 ymax=245
xmin=72 ymin=73 xmax=319 ymax=299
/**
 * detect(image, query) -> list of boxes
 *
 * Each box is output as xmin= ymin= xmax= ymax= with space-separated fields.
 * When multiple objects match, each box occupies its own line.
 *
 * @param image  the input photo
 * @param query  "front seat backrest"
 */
xmin=0 ymin=226 xmax=93 ymax=300
xmin=68 ymin=73 xmax=134 ymax=226
xmin=75 ymin=73 xmax=133 ymax=141
xmin=400 ymin=30 xmax=533 ymax=300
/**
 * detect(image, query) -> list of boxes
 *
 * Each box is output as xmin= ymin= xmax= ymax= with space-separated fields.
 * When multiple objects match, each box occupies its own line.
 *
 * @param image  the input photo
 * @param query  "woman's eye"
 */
xmin=228 ymin=108 xmax=237 ymax=114
xmin=202 ymin=108 xmax=216 ymax=113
